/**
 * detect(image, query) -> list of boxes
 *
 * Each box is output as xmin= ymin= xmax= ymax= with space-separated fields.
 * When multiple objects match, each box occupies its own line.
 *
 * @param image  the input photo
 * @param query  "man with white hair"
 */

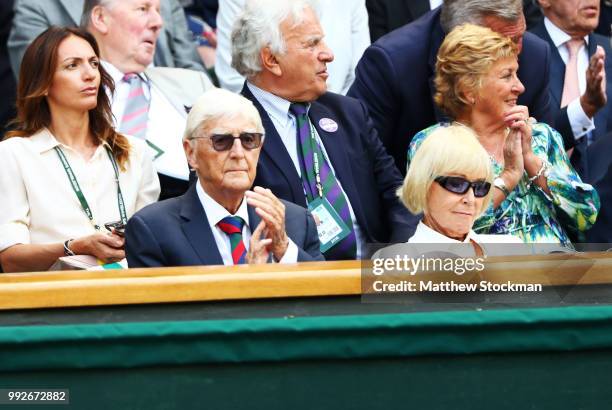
xmin=233 ymin=0 xmax=417 ymax=260
xmin=125 ymin=88 xmax=324 ymax=267
xmin=215 ymin=0 xmax=370 ymax=94
xmin=83 ymin=0 xmax=214 ymax=200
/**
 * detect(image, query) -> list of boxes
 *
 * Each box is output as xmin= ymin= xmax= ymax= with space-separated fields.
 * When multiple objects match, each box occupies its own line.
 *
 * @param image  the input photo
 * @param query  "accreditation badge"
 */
xmin=307 ymin=197 xmax=351 ymax=253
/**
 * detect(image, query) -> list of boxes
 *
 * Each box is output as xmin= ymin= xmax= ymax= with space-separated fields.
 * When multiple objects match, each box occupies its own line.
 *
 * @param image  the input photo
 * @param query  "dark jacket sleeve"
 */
xmin=348 ymin=44 xmax=400 ymax=154
xmin=296 ymin=209 xmax=325 ymax=262
xmin=125 ymin=214 xmax=167 ymax=268
xmin=357 ymin=99 xmax=419 ymax=242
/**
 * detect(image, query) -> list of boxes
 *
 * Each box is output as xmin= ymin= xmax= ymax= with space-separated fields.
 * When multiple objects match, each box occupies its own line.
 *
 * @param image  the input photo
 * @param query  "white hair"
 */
xmin=183 ymin=88 xmax=264 ymax=140
xmin=231 ymin=0 xmax=320 ymax=79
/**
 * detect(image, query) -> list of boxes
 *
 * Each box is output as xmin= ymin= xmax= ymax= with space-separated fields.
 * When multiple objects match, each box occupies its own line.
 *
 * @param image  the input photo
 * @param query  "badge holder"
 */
xmin=308 ymin=197 xmax=351 ymax=253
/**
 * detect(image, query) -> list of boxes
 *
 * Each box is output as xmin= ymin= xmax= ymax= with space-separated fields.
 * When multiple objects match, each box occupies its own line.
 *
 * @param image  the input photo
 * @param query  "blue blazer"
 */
xmin=125 ymin=185 xmax=324 ymax=267
xmin=348 ymin=7 xmax=554 ymax=174
xmin=585 ymin=138 xmax=612 ymax=243
xmin=242 ymin=85 xmax=419 ymax=245
xmin=530 ymin=21 xmax=612 ymax=182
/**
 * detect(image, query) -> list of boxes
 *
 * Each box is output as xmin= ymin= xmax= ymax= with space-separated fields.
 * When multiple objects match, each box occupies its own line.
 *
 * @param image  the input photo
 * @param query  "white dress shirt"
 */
xmin=102 ymin=61 xmax=191 ymax=180
xmin=429 ymin=0 xmax=443 ymax=9
xmin=0 ymin=129 xmax=160 ymax=252
xmin=544 ymin=17 xmax=595 ymax=140
xmin=215 ymin=0 xmax=370 ymax=94
xmin=247 ymin=82 xmax=365 ymax=258
xmin=195 ymin=181 xmax=298 ymax=265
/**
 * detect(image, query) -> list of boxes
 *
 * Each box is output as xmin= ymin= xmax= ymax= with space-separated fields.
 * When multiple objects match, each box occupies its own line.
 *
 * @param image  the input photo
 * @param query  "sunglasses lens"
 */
xmin=443 ymin=177 xmax=470 ymax=194
xmin=473 ymin=181 xmax=491 ymax=197
xmin=211 ymin=134 xmax=234 ymax=151
xmin=240 ymin=133 xmax=261 ymax=149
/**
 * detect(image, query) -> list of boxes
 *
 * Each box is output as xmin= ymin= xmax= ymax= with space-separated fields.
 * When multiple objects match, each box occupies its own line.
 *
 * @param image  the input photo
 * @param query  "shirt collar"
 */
xmin=195 ymin=180 xmax=250 ymax=228
xmin=544 ymin=17 xmax=589 ymax=49
xmin=101 ymin=60 xmax=149 ymax=84
xmin=31 ymin=128 xmax=111 ymax=156
xmin=414 ymin=221 xmax=479 ymax=244
xmin=246 ymin=82 xmax=310 ymax=123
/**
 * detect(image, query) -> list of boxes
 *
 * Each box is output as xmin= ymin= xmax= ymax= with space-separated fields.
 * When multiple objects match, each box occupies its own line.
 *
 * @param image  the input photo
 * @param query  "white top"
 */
xmin=103 ymin=61 xmax=191 ymax=180
xmin=429 ymin=0 xmax=443 ymax=9
xmin=0 ymin=129 xmax=160 ymax=252
xmin=195 ymin=181 xmax=298 ymax=265
xmin=247 ymin=82 xmax=365 ymax=258
xmin=215 ymin=0 xmax=370 ymax=94
xmin=373 ymin=221 xmax=523 ymax=259
xmin=544 ymin=17 xmax=595 ymax=140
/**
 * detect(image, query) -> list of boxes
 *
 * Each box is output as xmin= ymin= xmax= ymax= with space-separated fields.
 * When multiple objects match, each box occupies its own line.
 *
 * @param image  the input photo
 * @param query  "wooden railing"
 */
xmin=1 ymin=252 xmax=612 ymax=310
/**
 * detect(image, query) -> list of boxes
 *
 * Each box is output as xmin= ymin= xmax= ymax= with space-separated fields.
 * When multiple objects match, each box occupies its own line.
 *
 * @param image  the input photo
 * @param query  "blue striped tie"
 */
xmin=290 ymin=103 xmax=357 ymax=260
xmin=119 ymin=73 xmax=149 ymax=139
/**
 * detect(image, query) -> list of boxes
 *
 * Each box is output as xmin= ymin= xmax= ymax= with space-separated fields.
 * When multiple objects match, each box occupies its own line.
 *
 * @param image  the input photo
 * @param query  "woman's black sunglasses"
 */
xmin=434 ymin=176 xmax=491 ymax=198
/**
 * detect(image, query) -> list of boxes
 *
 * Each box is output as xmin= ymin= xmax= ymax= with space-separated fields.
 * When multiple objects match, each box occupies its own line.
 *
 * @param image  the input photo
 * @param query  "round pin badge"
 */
xmin=319 ymin=118 xmax=338 ymax=132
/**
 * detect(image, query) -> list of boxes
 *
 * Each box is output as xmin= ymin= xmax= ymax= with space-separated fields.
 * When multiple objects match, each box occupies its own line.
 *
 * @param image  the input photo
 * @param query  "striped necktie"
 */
xmin=290 ymin=102 xmax=357 ymax=260
xmin=119 ymin=73 xmax=150 ymax=139
xmin=218 ymin=216 xmax=247 ymax=264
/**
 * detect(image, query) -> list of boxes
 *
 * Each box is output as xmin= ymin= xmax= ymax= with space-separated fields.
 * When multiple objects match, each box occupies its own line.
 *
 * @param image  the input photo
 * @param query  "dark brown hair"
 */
xmin=6 ymin=26 xmax=130 ymax=169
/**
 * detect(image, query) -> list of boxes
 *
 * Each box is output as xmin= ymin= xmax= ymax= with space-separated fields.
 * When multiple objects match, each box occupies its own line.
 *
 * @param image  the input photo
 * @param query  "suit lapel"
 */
xmin=532 ymin=22 xmax=565 ymax=107
xmin=144 ymin=68 xmax=191 ymax=118
xmin=428 ymin=10 xmax=448 ymax=122
xmin=308 ymin=101 xmax=367 ymax=229
xmin=58 ymin=0 xmax=83 ymax=26
xmin=241 ymin=84 xmax=305 ymax=204
xmin=179 ymin=185 xmax=224 ymax=265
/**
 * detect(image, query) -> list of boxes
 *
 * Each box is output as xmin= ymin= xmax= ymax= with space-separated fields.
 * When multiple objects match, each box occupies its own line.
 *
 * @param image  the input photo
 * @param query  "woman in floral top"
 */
xmin=407 ymin=24 xmax=599 ymax=247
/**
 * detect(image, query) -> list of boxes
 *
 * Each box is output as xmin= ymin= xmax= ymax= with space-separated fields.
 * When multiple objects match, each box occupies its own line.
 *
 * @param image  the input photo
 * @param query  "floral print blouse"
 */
xmin=407 ymin=123 xmax=600 ymax=247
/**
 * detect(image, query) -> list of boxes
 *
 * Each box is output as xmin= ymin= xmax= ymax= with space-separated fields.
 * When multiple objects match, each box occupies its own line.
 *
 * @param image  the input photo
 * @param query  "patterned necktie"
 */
xmin=289 ymin=102 xmax=357 ymax=260
xmin=218 ymin=216 xmax=247 ymax=264
xmin=561 ymin=39 xmax=584 ymax=108
xmin=119 ymin=73 xmax=150 ymax=139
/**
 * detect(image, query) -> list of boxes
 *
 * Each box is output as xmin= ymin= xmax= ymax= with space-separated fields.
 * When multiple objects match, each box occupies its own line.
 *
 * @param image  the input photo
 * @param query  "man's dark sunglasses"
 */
xmin=434 ymin=176 xmax=491 ymax=198
xmin=198 ymin=132 xmax=264 ymax=151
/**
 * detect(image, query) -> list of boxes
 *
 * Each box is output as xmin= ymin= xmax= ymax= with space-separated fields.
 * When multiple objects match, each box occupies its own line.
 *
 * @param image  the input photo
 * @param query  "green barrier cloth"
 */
xmin=2 ymin=305 xmax=612 ymax=372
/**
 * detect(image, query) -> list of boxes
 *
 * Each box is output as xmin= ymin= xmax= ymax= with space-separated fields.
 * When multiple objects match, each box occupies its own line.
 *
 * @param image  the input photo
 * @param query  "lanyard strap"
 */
xmin=54 ymin=145 xmax=127 ymax=230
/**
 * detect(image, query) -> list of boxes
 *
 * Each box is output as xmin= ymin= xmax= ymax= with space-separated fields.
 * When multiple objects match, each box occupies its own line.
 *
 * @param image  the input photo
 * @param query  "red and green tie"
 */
xmin=218 ymin=216 xmax=247 ymax=264
xmin=290 ymin=102 xmax=357 ymax=260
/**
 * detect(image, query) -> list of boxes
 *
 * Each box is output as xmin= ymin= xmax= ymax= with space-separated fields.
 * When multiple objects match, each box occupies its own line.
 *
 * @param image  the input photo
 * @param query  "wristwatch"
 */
xmin=493 ymin=177 xmax=510 ymax=197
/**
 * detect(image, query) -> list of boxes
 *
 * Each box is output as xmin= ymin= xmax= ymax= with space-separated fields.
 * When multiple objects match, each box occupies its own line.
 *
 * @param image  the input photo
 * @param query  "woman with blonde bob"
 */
xmin=401 ymin=125 xmax=520 ymax=249
xmin=408 ymin=24 xmax=599 ymax=247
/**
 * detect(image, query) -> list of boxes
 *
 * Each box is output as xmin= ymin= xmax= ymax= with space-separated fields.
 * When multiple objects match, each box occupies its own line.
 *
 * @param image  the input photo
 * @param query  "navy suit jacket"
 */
xmin=125 ymin=185 xmax=324 ymax=267
xmin=366 ymin=0 xmax=430 ymax=41
xmin=530 ymin=21 xmax=612 ymax=182
xmin=348 ymin=7 xmax=554 ymax=174
xmin=585 ymin=133 xmax=612 ymax=242
xmin=242 ymin=85 xmax=418 ymax=246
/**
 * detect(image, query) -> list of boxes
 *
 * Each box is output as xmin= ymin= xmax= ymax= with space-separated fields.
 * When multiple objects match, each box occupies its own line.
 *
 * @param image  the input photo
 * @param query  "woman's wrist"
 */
xmin=523 ymin=153 xmax=543 ymax=177
xmin=500 ymin=169 xmax=521 ymax=192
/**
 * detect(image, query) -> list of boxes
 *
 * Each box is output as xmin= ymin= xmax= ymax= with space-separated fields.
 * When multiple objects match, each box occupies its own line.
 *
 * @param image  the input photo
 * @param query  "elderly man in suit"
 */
xmin=530 ymin=0 xmax=612 ymax=183
xmin=8 ymin=0 xmax=205 ymax=78
xmin=83 ymin=0 xmax=214 ymax=200
xmin=126 ymin=88 xmax=323 ymax=267
xmin=348 ymin=0 xmax=554 ymax=175
xmin=231 ymin=0 xmax=417 ymax=260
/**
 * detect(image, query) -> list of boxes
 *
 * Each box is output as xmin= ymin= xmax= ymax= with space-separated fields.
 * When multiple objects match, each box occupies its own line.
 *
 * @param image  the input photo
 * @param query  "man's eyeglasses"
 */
xmin=434 ymin=176 xmax=491 ymax=198
xmin=192 ymin=132 xmax=264 ymax=151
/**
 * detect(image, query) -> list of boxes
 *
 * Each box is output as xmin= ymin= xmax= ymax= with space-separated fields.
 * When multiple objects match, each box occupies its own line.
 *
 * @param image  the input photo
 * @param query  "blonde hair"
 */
xmin=400 ymin=124 xmax=494 ymax=215
xmin=434 ymin=23 xmax=518 ymax=119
